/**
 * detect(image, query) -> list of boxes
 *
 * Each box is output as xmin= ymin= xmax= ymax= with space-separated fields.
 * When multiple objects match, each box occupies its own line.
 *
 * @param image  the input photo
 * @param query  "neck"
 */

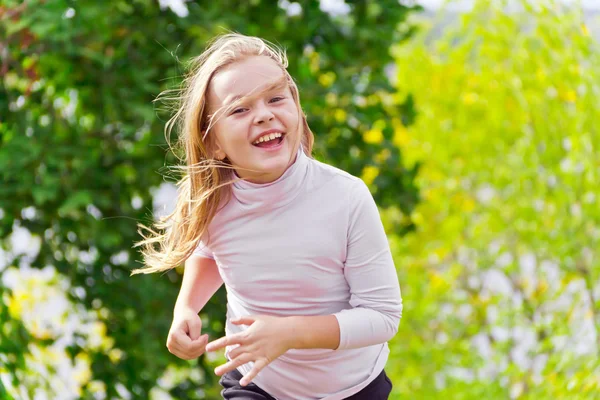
xmin=230 ymin=145 xmax=309 ymax=212
xmin=234 ymin=152 xmax=299 ymax=184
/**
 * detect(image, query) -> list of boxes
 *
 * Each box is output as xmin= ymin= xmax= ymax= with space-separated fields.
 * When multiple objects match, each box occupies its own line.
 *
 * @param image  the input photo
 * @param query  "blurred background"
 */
xmin=1 ymin=0 xmax=599 ymax=399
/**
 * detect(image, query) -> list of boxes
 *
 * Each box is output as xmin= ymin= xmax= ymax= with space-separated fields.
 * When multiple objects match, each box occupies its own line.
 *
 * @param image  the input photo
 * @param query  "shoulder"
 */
xmin=307 ymin=157 xmax=365 ymax=192
xmin=307 ymin=157 xmax=373 ymax=204
xmin=306 ymin=159 xmax=381 ymax=233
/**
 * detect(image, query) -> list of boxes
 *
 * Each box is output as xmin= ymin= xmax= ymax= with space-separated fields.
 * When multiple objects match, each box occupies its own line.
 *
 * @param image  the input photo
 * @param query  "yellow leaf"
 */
xmin=429 ymin=271 xmax=446 ymax=290
xmin=88 ymin=381 xmax=106 ymax=395
xmin=363 ymin=129 xmax=384 ymax=144
xmin=393 ymin=125 xmax=410 ymax=148
xmin=361 ymin=165 xmax=379 ymax=185
xmin=583 ymin=380 xmax=597 ymax=392
xmin=318 ymin=72 xmax=336 ymax=88
xmin=559 ymin=89 xmax=577 ymax=103
xmin=367 ymin=94 xmax=380 ymax=106
xmin=569 ymin=65 xmax=581 ymax=76
xmin=462 ymin=92 xmax=479 ymax=105
xmin=375 ymin=149 xmax=391 ymax=163
xmin=325 ymin=92 xmax=338 ymax=106
xmin=373 ymin=119 xmax=387 ymax=131
xmin=108 ymin=348 xmax=124 ymax=363
xmin=73 ymin=366 xmax=92 ymax=385
xmin=535 ymin=280 xmax=548 ymax=297
xmin=7 ymin=296 xmax=22 ymax=319
xmin=419 ymin=164 xmax=445 ymax=183
xmin=309 ymin=52 xmax=320 ymax=73
xmin=411 ymin=210 xmax=424 ymax=226
xmin=434 ymin=246 xmax=449 ymax=260
xmin=536 ymin=68 xmax=546 ymax=82
xmin=334 ymin=108 xmax=347 ymax=123
xmin=453 ymin=193 xmax=476 ymax=212
xmin=582 ymin=24 xmax=590 ymax=37
xmin=102 ymin=336 xmax=116 ymax=351
xmin=30 ymin=320 xmax=54 ymax=340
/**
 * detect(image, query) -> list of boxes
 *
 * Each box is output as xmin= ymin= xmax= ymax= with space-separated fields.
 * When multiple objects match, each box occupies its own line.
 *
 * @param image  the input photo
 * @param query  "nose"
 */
xmin=253 ymin=103 xmax=275 ymax=124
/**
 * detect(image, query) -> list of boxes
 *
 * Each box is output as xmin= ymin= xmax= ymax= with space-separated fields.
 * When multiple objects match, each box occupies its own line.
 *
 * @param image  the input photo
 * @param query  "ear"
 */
xmin=212 ymin=138 xmax=227 ymax=161
xmin=215 ymin=150 xmax=226 ymax=161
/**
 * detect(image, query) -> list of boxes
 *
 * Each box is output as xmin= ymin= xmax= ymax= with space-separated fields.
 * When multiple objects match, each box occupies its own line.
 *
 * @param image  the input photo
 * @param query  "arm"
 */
xmin=332 ymin=179 xmax=403 ymax=350
xmin=167 ymin=254 xmax=223 ymax=360
xmin=205 ymin=180 xmax=401 ymax=383
xmin=174 ymin=254 xmax=223 ymax=315
xmin=285 ymin=315 xmax=340 ymax=350
xmin=207 ymin=179 xmax=402 ymax=358
xmin=285 ymin=181 xmax=402 ymax=351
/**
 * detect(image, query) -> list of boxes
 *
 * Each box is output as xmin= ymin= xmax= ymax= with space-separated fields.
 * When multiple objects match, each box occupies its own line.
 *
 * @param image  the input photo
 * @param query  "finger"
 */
xmin=214 ymin=353 xmax=253 ymax=376
xmin=231 ymin=315 xmax=256 ymax=325
xmin=167 ymin=330 xmax=190 ymax=352
xmin=167 ymin=342 xmax=195 ymax=360
xmin=205 ymin=336 xmax=228 ymax=352
xmin=240 ymin=359 xmax=268 ymax=386
xmin=206 ymin=333 xmax=243 ymax=352
xmin=227 ymin=344 xmax=247 ymax=360
xmin=186 ymin=334 xmax=209 ymax=353
xmin=168 ymin=333 xmax=208 ymax=359
xmin=170 ymin=348 xmax=195 ymax=360
xmin=186 ymin=316 xmax=203 ymax=341
xmin=170 ymin=329 xmax=192 ymax=346
xmin=172 ymin=330 xmax=206 ymax=352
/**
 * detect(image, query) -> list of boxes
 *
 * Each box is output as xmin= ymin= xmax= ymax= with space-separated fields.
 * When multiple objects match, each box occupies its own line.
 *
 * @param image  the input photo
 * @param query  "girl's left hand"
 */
xmin=205 ymin=315 xmax=294 ymax=386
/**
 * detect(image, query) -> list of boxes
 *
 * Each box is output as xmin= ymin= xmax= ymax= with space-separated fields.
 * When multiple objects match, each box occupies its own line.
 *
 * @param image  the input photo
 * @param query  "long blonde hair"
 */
xmin=131 ymin=33 xmax=314 ymax=275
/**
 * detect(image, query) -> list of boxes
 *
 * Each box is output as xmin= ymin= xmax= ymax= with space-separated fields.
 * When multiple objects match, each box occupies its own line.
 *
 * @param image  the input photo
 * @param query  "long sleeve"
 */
xmin=333 ymin=179 xmax=403 ymax=350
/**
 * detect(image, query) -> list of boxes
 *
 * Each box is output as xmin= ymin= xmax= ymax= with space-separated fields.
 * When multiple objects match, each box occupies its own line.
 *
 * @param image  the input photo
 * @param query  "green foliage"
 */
xmin=387 ymin=0 xmax=600 ymax=398
xmin=0 ymin=0 xmax=418 ymax=398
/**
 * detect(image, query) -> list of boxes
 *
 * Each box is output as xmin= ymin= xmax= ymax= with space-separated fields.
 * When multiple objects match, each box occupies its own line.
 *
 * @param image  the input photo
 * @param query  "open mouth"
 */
xmin=252 ymin=132 xmax=285 ymax=148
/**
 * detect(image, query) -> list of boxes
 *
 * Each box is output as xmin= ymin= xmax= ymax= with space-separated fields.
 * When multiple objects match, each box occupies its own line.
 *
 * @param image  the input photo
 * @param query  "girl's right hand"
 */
xmin=166 ymin=307 xmax=209 ymax=360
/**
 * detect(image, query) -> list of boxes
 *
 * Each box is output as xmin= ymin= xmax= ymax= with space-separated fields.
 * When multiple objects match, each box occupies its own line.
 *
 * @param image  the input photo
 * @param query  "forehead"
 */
xmin=208 ymin=56 xmax=287 ymax=109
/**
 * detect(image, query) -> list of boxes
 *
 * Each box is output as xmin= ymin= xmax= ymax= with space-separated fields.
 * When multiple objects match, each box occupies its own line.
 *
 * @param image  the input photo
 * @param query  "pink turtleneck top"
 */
xmin=193 ymin=146 xmax=402 ymax=400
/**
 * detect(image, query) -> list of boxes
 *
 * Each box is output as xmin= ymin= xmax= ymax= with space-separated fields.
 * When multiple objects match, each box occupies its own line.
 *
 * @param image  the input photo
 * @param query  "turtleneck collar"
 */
xmin=230 ymin=145 xmax=309 ymax=212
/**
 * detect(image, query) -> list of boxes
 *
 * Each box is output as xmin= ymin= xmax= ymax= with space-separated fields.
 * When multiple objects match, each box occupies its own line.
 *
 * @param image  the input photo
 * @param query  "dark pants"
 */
xmin=219 ymin=368 xmax=393 ymax=400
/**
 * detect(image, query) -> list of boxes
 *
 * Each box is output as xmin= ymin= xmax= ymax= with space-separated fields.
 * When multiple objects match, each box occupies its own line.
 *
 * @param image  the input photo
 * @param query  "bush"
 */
xmin=387 ymin=1 xmax=600 ymax=398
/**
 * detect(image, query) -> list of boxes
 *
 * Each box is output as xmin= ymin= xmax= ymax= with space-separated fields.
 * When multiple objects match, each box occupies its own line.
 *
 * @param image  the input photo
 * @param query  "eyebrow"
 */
xmin=223 ymin=76 xmax=289 ymax=107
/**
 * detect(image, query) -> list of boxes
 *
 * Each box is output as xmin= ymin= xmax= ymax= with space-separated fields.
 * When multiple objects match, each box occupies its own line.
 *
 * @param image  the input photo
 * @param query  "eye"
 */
xmin=269 ymin=96 xmax=285 ymax=103
xmin=231 ymin=108 xmax=247 ymax=115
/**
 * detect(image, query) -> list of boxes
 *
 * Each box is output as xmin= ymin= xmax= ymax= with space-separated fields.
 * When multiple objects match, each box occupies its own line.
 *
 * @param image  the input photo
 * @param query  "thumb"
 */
xmin=186 ymin=315 xmax=203 ymax=341
xmin=231 ymin=315 xmax=256 ymax=325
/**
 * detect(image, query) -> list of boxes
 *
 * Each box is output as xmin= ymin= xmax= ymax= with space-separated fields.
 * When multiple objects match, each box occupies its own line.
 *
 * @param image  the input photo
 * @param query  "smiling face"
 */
xmin=206 ymin=56 xmax=301 ymax=184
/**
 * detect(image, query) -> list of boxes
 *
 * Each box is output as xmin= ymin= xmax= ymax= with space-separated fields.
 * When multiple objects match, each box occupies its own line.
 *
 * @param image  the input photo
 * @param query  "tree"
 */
xmin=0 ymin=0 xmax=419 ymax=398
xmin=386 ymin=0 xmax=600 ymax=398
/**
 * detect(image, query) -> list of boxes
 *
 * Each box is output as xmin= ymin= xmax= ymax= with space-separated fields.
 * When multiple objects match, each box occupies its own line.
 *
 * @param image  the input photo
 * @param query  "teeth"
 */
xmin=253 ymin=132 xmax=282 ymax=145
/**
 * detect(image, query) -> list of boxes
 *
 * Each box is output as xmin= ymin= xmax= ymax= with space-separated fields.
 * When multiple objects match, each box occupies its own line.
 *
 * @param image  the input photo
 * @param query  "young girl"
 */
xmin=133 ymin=33 xmax=402 ymax=400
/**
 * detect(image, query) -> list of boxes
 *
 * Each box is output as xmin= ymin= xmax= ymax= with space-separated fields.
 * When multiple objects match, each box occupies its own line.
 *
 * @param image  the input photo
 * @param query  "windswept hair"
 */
xmin=131 ymin=33 xmax=314 ymax=275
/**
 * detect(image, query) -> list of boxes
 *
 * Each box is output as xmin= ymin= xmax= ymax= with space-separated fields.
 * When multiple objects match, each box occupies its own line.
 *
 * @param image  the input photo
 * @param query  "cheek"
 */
xmin=285 ymin=109 xmax=301 ymax=131
xmin=280 ymin=104 xmax=299 ymax=122
xmin=214 ymin=122 xmax=250 ymax=150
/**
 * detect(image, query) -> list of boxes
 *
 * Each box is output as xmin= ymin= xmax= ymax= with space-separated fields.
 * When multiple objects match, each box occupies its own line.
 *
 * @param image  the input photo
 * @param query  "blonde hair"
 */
xmin=131 ymin=33 xmax=314 ymax=275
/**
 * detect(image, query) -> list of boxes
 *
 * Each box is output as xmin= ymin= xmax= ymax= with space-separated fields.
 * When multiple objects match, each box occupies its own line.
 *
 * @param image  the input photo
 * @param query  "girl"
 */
xmin=133 ymin=33 xmax=402 ymax=400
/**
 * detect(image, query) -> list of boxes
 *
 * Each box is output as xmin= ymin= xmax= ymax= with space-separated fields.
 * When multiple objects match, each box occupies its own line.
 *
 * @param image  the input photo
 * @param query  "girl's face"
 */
xmin=206 ymin=56 xmax=301 ymax=184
